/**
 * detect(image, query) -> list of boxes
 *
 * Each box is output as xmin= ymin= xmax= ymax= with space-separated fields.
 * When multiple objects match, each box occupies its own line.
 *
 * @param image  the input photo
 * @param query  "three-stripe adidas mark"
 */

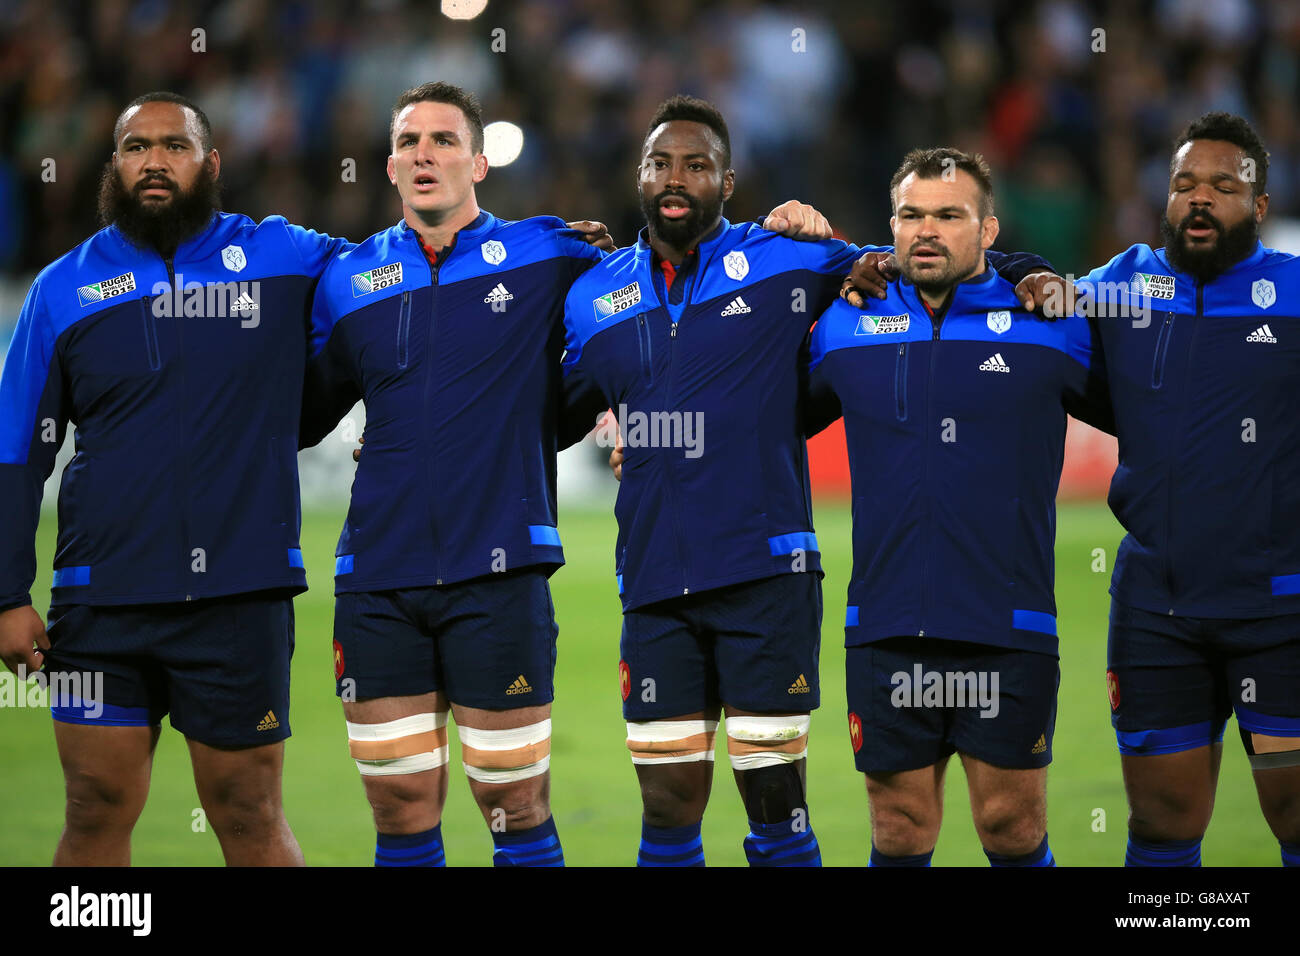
xmin=256 ymin=710 xmax=280 ymax=732
xmin=1247 ymin=324 xmax=1277 ymax=343
xmin=505 ymin=674 xmax=532 ymax=696
xmin=484 ymin=282 xmax=514 ymax=304
xmin=979 ymin=352 xmax=1011 ymax=373
xmin=721 ymin=296 xmax=751 ymax=316
xmin=787 ymin=674 xmax=811 ymax=694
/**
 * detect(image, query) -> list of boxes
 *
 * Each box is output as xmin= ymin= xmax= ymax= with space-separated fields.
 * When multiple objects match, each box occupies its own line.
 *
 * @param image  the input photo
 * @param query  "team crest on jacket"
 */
xmin=723 ymin=250 xmax=749 ymax=281
xmin=848 ymin=712 xmax=863 ymax=753
xmin=221 ymin=244 xmax=247 ymax=272
xmin=1252 ymin=278 xmax=1276 ymax=309
xmin=987 ymin=310 xmax=1012 ymax=334
xmin=593 ymin=281 xmax=641 ymax=322
xmin=481 ymin=240 xmax=507 ymax=265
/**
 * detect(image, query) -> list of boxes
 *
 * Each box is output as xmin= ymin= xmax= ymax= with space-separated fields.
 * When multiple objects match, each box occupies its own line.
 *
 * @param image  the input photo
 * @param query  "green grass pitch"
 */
xmin=0 ymin=502 xmax=1279 ymax=865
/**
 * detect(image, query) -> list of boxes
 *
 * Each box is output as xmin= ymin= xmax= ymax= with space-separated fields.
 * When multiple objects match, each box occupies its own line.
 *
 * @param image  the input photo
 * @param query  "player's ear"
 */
xmin=208 ymin=148 xmax=221 ymax=182
xmin=980 ymin=214 xmax=1000 ymax=250
xmin=386 ymin=154 xmax=397 ymax=186
xmin=1255 ymin=191 xmax=1269 ymax=224
xmin=722 ymin=168 xmax=735 ymax=202
xmin=472 ymin=152 xmax=489 ymax=183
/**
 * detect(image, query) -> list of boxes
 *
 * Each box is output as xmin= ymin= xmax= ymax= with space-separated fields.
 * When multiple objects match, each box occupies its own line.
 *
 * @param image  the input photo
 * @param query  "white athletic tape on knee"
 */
xmin=347 ymin=712 xmax=449 ymax=777
xmin=726 ymin=715 xmax=810 ymax=770
xmin=626 ymin=719 xmax=719 ymax=765
xmin=458 ymin=720 xmax=552 ymax=784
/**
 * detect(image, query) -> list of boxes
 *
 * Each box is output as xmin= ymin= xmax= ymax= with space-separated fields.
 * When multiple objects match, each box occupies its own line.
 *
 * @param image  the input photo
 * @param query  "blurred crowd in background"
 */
xmin=1 ymin=0 xmax=1298 ymax=287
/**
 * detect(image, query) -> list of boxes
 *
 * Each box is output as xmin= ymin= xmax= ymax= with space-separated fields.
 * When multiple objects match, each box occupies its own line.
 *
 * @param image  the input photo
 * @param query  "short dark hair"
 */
xmin=1172 ymin=112 xmax=1269 ymax=197
xmin=114 ymin=92 xmax=213 ymax=152
xmin=390 ymin=82 xmax=484 ymax=154
xmin=644 ymin=95 xmax=732 ymax=168
xmin=890 ymin=147 xmax=994 ymax=218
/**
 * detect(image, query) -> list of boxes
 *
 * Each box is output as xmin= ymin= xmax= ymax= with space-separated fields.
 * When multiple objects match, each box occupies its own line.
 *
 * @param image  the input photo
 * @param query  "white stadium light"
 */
xmin=441 ymin=0 xmax=488 ymax=20
xmin=483 ymin=121 xmax=524 ymax=168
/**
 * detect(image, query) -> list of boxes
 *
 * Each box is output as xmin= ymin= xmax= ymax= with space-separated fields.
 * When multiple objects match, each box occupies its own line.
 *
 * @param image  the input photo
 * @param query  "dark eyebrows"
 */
xmin=121 ymin=132 xmax=193 ymax=147
xmin=398 ymin=128 xmax=459 ymax=143
xmin=646 ymin=150 xmax=713 ymax=161
xmin=1172 ymin=169 xmax=1244 ymax=184
xmin=896 ymin=204 xmax=969 ymax=216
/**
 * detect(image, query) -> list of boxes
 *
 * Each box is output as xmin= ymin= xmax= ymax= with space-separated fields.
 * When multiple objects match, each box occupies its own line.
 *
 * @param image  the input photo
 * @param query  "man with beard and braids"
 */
xmin=559 ymin=96 xmax=1053 ymax=866
xmin=999 ymin=112 xmax=1300 ymax=867
xmin=0 ymin=91 xmax=350 ymax=865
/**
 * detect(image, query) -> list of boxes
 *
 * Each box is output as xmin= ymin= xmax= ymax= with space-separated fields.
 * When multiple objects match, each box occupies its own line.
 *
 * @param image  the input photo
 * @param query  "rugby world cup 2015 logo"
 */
xmin=351 ymin=262 xmax=403 ymax=297
xmin=1129 ymin=272 xmax=1175 ymax=300
xmin=593 ymin=281 xmax=642 ymax=323
xmin=76 ymin=272 xmax=137 ymax=307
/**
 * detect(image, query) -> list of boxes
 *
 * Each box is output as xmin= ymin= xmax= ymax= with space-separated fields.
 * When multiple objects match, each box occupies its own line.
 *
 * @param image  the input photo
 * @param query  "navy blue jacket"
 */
xmin=0 ymin=213 xmax=346 ymax=610
xmin=302 ymin=212 xmax=604 ymax=593
xmin=808 ymin=269 xmax=1112 ymax=655
xmin=1083 ymin=241 xmax=1300 ymax=618
xmin=561 ymin=221 xmax=1054 ymax=613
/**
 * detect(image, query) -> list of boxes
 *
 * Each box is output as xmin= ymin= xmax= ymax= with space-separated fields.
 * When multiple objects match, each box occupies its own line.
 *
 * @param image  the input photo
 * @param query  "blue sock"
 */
xmin=743 ymin=816 xmax=822 ymax=867
xmin=637 ymin=820 xmax=705 ymax=867
xmin=1125 ymin=832 xmax=1201 ymax=867
xmin=869 ymin=844 xmax=933 ymax=866
xmin=491 ymin=815 xmax=564 ymax=867
xmin=984 ymin=833 xmax=1055 ymax=867
xmin=1282 ymin=841 xmax=1300 ymax=867
xmin=375 ymin=825 xmax=445 ymax=867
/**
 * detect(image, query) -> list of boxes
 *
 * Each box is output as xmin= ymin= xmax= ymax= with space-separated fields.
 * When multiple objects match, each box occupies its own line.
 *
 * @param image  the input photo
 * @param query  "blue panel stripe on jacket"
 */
xmin=287 ymin=548 xmax=304 ymax=569
xmin=1272 ymin=573 xmax=1300 ymax=596
xmin=336 ymin=554 xmax=355 ymax=575
xmin=1235 ymin=705 xmax=1300 ymax=736
xmin=845 ymin=605 xmax=860 ymax=627
xmin=768 ymin=531 xmax=818 ymax=556
xmin=1115 ymin=719 xmax=1227 ymax=755
xmin=51 ymin=565 xmax=91 ymax=588
xmin=616 ymin=573 xmax=624 ymax=595
xmin=1012 ymin=609 xmax=1057 ymax=635
xmin=528 ymin=525 xmax=562 ymax=548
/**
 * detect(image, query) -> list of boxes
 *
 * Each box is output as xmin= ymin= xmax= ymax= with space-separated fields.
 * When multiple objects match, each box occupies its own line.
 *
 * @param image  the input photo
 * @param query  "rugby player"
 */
xmin=562 ymin=97 xmax=1054 ymax=866
xmin=0 ymin=93 xmax=349 ymax=865
xmin=805 ymin=148 xmax=1113 ymax=866
xmin=1012 ymin=114 xmax=1300 ymax=866
xmin=298 ymin=83 xmax=833 ymax=867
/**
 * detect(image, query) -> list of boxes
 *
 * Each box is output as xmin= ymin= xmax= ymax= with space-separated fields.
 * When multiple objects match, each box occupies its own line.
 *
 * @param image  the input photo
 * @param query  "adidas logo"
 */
xmin=483 ymin=282 xmax=514 ymax=304
xmin=232 ymin=292 xmax=258 ymax=313
xmin=1246 ymin=324 xmax=1277 ymax=344
xmin=505 ymin=674 xmax=533 ymax=696
xmin=787 ymin=673 xmax=811 ymax=694
xmin=1031 ymin=733 xmax=1047 ymax=755
xmin=979 ymin=352 xmax=1011 ymax=373
xmin=721 ymin=296 xmax=751 ymax=316
xmin=256 ymin=710 xmax=280 ymax=732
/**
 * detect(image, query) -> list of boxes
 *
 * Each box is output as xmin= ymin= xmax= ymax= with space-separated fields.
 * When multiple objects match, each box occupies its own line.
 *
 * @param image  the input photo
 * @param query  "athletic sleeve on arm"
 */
xmin=985 ymin=250 xmax=1056 ymax=286
xmin=1062 ymin=317 xmax=1115 ymax=435
xmin=803 ymin=309 xmax=843 ymax=437
xmin=558 ymin=290 xmax=610 ymax=452
xmin=283 ymin=220 xmax=353 ymax=278
xmin=300 ymin=281 xmax=361 ymax=450
xmin=0 ymin=279 xmax=68 ymax=611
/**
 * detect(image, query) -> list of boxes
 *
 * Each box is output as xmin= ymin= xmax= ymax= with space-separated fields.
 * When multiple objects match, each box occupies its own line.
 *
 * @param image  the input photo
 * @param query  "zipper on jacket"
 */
xmin=1160 ymin=282 xmax=1202 ymax=612
xmin=161 ymin=253 xmax=193 ymax=599
xmin=894 ymin=343 xmax=909 ymax=421
xmin=140 ymin=297 xmax=161 ymax=370
xmin=657 ymin=259 xmax=694 ymax=595
xmin=919 ymin=311 xmax=942 ymax=634
xmin=637 ymin=313 xmax=652 ymax=379
xmin=1150 ymin=312 xmax=1176 ymax=388
xmin=396 ymin=291 xmax=412 ymax=369
xmin=418 ymin=235 xmax=457 ymax=583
